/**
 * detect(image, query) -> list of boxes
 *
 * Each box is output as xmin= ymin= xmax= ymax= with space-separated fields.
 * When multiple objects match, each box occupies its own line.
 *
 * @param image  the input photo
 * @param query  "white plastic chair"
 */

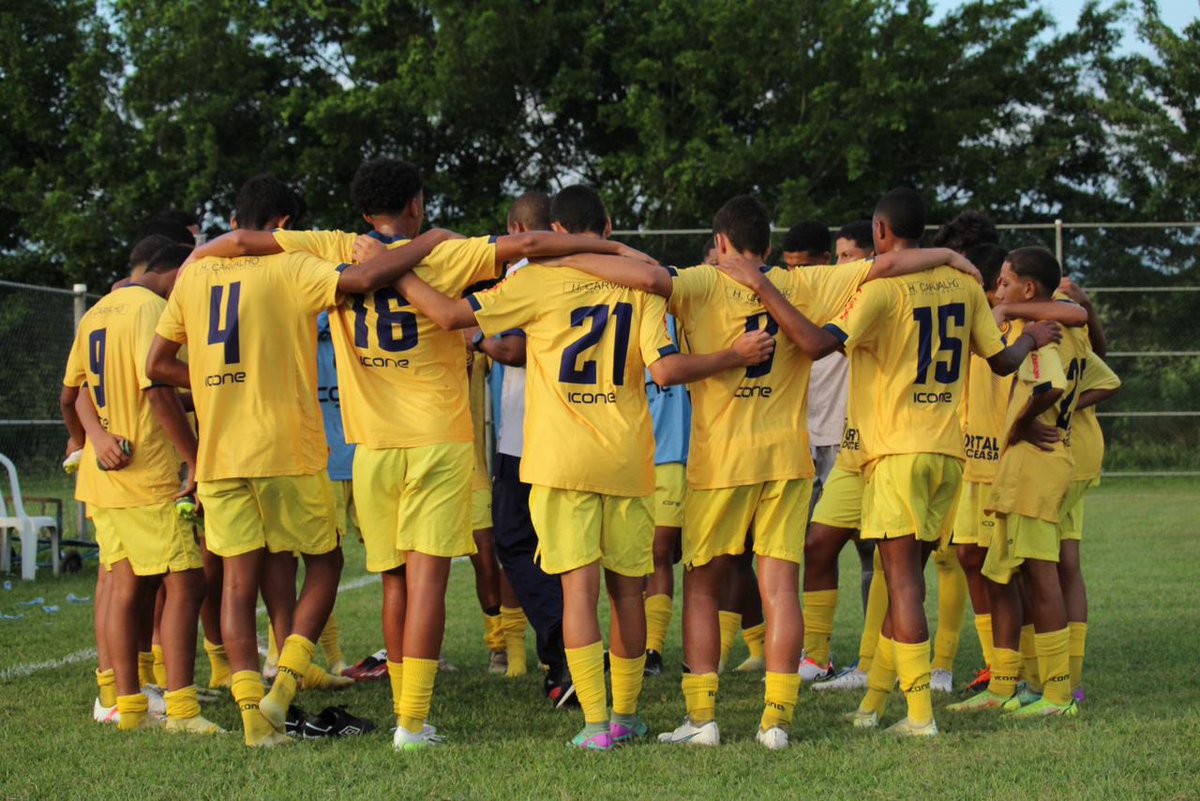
xmin=0 ymin=453 xmax=61 ymax=580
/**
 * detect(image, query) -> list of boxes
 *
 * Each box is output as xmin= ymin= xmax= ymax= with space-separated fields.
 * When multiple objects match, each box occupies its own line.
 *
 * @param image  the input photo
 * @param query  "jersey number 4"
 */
xmin=912 ymin=303 xmax=964 ymax=384
xmin=208 ymin=283 xmax=242 ymax=364
xmin=559 ymin=303 xmax=633 ymax=385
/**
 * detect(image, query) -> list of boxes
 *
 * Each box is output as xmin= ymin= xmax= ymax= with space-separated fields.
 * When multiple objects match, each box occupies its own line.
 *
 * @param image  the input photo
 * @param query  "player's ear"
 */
xmin=551 ymin=221 xmax=568 ymax=235
xmin=230 ymin=214 xmax=239 ymax=231
xmin=277 ymin=214 xmax=291 ymax=231
xmin=764 ymin=243 xmax=772 ymax=262
xmin=362 ymin=213 xmax=374 ymax=227
xmin=603 ymin=216 xmax=613 ymax=239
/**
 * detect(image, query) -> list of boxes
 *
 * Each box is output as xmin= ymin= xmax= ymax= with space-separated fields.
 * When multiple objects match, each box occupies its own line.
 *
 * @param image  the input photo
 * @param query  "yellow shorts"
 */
xmin=683 ymin=478 xmax=813 ymax=569
xmin=861 ymin=454 xmax=963 ymax=543
xmin=810 ymin=467 xmax=864 ymax=530
xmin=654 ymin=463 xmax=686 ymax=529
xmin=353 ymin=442 xmax=474 ymax=572
xmin=92 ymin=502 xmax=202 ymax=576
xmin=332 ymin=479 xmax=359 ymax=541
xmin=198 ymin=472 xmax=338 ymax=558
xmin=527 ymin=485 xmax=653 ymax=577
xmin=1058 ymin=478 xmax=1095 ymax=541
xmin=981 ymin=513 xmax=1061 ymax=584
xmin=472 ymin=488 xmax=493 ymax=531
xmin=951 ymin=480 xmax=999 ymax=547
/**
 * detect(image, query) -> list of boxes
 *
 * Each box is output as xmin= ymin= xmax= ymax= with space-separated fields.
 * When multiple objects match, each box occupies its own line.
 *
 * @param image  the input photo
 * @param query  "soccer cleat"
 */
xmin=93 ymin=698 xmax=119 ymax=725
xmin=884 ymin=717 xmax=939 ymax=737
xmin=643 ymin=650 xmax=663 ymax=677
xmin=394 ymin=723 xmax=445 ymax=751
xmin=813 ymin=665 xmax=868 ymax=692
xmin=1073 ymin=687 xmax=1086 ymax=704
xmin=164 ymin=715 xmax=226 ymax=735
xmin=570 ymin=728 xmax=614 ymax=751
xmin=195 ymin=687 xmax=224 ymax=704
xmin=658 ymin=718 xmax=720 ymax=746
xmin=799 ymin=656 xmax=834 ymax=682
xmin=301 ymin=706 xmax=376 ymax=738
xmin=284 ymin=705 xmax=307 ymax=737
xmin=610 ymin=715 xmax=649 ymax=746
xmin=845 ymin=708 xmax=879 ymax=729
xmin=965 ymin=667 xmax=991 ymax=692
xmin=948 ymin=689 xmax=1013 ymax=712
xmin=1013 ymin=683 xmax=1043 ymax=707
xmin=343 ymin=649 xmax=388 ymax=681
xmin=931 ymin=668 xmax=954 ymax=693
xmin=735 ymin=655 xmax=766 ymax=673
xmin=545 ymin=673 xmax=578 ymax=709
xmin=142 ymin=685 xmax=166 ymax=718
xmin=1004 ymin=698 xmax=1078 ymax=719
xmin=438 ymin=655 xmax=457 ymax=672
xmin=756 ymin=726 xmax=789 ymax=750
xmin=488 ymin=650 xmax=508 ymax=674
xmin=327 ymin=658 xmax=348 ymax=676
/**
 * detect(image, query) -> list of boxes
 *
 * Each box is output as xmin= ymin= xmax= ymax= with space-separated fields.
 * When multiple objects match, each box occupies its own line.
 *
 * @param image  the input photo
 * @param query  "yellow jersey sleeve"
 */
xmin=825 ymin=280 xmax=890 ymax=351
xmin=287 ymin=253 xmax=342 ymax=315
xmin=63 ymin=334 xmax=87 ymax=388
xmin=788 ymin=260 xmax=871 ymax=322
xmin=1078 ymin=351 xmax=1120 ymax=393
xmin=1020 ymin=344 xmax=1067 ymax=394
xmin=155 ymin=283 xmax=188 ymax=344
xmin=967 ymin=285 xmax=1005 ymax=359
xmin=273 ymin=229 xmax=356 ymax=265
xmin=467 ymin=267 xmax=538 ymax=337
xmin=665 ymin=265 xmax=713 ymax=320
xmin=416 ymin=236 xmax=500 ymax=294
xmin=638 ymin=293 xmax=678 ymax=368
xmin=133 ymin=298 xmax=163 ymax=391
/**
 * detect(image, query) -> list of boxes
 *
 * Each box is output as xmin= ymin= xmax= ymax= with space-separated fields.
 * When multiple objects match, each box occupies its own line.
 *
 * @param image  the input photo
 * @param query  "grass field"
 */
xmin=1 ymin=478 xmax=1197 ymax=800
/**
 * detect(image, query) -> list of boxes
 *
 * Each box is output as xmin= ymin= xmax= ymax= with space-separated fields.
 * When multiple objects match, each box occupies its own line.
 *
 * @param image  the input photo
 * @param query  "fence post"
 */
xmin=1054 ymin=219 xmax=1064 ymax=266
xmin=71 ymin=283 xmax=87 ymax=539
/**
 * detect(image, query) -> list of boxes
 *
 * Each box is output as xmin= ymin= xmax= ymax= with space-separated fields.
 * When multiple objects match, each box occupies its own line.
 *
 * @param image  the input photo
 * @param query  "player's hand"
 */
xmin=1012 ymin=418 xmax=1060 ymax=451
xmin=175 ymin=461 xmax=198 ymax=500
xmin=65 ymin=437 xmax=83 ymax=459
xmin=613 ymin=243 xmax=659 ymax=266
xmin=731 ymin=330 xmax=775 ymax=365
xmin=1024 ymin=320 xmax=1062 ymax=348
xmin=947 ymin=253 xmax=983 ymax=285
xmin=351 ymin=235 xmax=386 ymax=264
xmin=1057 ymin=277 xmax=1092 ymax=308
xmin=95 ymin=433 xmax=132 ymax=471
xmin=715 ymin=253 xmax=767 ymax=291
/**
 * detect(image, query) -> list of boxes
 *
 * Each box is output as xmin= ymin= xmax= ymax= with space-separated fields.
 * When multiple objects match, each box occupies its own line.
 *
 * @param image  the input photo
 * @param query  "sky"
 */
xmin=932 ymin=0 xmax=1197 ymax=50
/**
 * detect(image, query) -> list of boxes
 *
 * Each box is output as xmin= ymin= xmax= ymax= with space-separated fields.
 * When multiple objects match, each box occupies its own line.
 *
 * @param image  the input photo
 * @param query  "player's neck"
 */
xmin=371 ymin=217 xmax=419 ymax=240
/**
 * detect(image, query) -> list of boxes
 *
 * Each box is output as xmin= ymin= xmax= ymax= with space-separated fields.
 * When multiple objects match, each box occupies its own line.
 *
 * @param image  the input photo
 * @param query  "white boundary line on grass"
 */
xmin=1 ymin=573 xmax=382 ymax=683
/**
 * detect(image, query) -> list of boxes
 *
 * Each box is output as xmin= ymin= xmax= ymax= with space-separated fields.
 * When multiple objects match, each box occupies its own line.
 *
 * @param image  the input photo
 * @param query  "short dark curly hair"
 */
xmin=351 ymin=158 xmax=424 ymax=217
xmin=235 ymin=174 xmax=302 ymax=231
xmin=932 ymin=210 xmax=999 ymax=254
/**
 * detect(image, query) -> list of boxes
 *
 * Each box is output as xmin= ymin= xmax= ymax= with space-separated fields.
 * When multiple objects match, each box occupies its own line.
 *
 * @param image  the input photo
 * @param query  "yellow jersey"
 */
xmin=155 ymin=252 xmax=341 ymax=481
xmin=667 ymin=261 xmax=872 ymax=489
xmin=469 ymin=349 xmax=492 ymax=491
xmin=961 ymin=320 xmax=1022 ymax=484
xmin=467 ymin=264 xmax=676 ymax=497
xmin=1067 ymin=350 xmax=1119 ymax=480
xmin=825 ymin=266 xmax=1005 ymax=463
xmin=833 ymin=368 xmax=866 ymax=474
xmin=275 ymin=230 xmax=500 ymax=449
xmin=64 ymin=286 xmax=182 ymax=508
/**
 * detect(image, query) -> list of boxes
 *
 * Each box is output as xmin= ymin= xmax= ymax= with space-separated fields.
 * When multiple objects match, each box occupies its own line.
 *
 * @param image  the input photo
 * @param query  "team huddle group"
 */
xmin=60 ymin=156 xmax=1119 ymax=752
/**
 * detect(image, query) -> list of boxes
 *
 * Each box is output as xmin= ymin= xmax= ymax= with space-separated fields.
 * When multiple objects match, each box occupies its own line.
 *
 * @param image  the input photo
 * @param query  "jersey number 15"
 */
xmin=912 ymin=302 xmax=964 ymax=384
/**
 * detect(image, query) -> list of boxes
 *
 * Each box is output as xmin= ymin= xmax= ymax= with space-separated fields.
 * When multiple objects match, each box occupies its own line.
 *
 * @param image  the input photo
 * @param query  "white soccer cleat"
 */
xmin=142 ymin=685 xmax=166 ymax=718
xmin=884 ymin=716 xmax=939 ymax=737
xmin=798 ymin=656 xmax=834 ymax=682
xmin=93 ymin=698 xmax=119 ymax=725
xmin=930 ymin=668 xmax=954 ymax=693
xmin=393 ymin=723 xmax=445 ymax=751
xmin=813 ymin=666 xmax=869 ymax=692
xmin=658 ymin=718 xmax=720 ymax=747
xmin=755 ymin=726 xmax=789 ymax=750
xmin=845 ymin=708 xmax=879 ymax=729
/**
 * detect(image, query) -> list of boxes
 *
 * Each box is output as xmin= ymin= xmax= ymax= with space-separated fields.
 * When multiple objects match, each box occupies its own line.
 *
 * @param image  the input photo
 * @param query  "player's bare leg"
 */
xmin=93 ymin=566 xmax=118 ymax=720
xmin=1057 ymin=540 xmax=1088 ymax=695
xmin=756 ymin=555 xmax=803 ymax=747
xmin=802 ymin=522 xmax=855 ymax=675
xmin=659 ymin=556 xmax=728 ymax=746
xmin=160 ymin=567 xmax=223 ymax=733
xmin=197 ymin=537 xmax=231 ymax=689
xmin=557 ymin=562 xmax=612 ymax=747
xmin=260 ymin=551 xmax=298 ymax=659
xmin=470 ymin=528 xmax=505 ymax=671
xmin=605 ymin=568 xmax=650 ymax=742
xmin=1009 ymin=558 xmax=1074 ymax=714
xmin=644 ymin=525 xmax=680 ymax=675
xmin=222 ymin=549 xmax=288 ymax=746
xmin=874 ymin=536 xmax=937 ymax=733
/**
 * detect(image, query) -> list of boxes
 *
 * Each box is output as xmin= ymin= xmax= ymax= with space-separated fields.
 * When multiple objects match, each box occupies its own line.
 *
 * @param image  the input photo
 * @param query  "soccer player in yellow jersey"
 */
xmin=397 ymin=185 xmax=775 ymax=751
xmin=146 ymin=174 xmax=451 ymax=747
xmin=61 ymin=243 xmax=220 ymax=734
xmin=542 ymin=195 xmax=989 ymax=749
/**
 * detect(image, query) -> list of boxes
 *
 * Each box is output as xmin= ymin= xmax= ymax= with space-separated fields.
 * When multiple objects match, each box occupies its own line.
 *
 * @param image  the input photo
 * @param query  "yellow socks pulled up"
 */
xmin=232 ymin=670 xmax=288 ymax=747
xmin=1020 ymin=625 xmax=1042 ymax=692
xmin=932 ymin=551 xmax=967 ymax=671
xmin=398 ymin=657 xmax=440 ymax=734
xmin=265 ymin=625 xmax=279 ymax=672
xmin=860 ymin=633 xmax=896 ymax=716
xmin=988 ymin=647 xmax=1022 ymax=698
xmin=743 ymin=622 xmax=766 ymax=658
xmin=682 ymin=672 xmax=719 ymax=725
xmin=1068 ymin=622 xmax=1087 ymax=691
xmin=894 ymin=639 xmax=934 ymax=726
xmin=500 ymin=606 xmax=528 ymax=677
xmin=483 ymin=611 xmax=505 ymax=653
xmin=261 ymin=634 xmax=315 ymax=730
xmin=151 ymin=644 xmax=168 ymax=688
xmin=137 ymin=651 xmax=155 ymax=688
xmin=387 ymin=660 xmax=404 ymax=723
xmin=565 ymin=642 xmax=608 ymax=726
xmin=1036 ymin=628 xmax=1072 ymax=705
xmin=318 ymin=612 xmax=345 ymax=674
xmin=203 ymin=639 xmax=231 ymax=689
xmin=644 ymin=594 xmax=672 ymax=654
xmin=761 ymin=671 xmax=801 ymax=732
xmin=803 ymin=589 xmax=838 ymax=666
xmin=858 ymin=563 xmax=889 ymax=673
xmin=96 ymin=668 xmax=117 ymax=708
xmin=974 ymin=614 xmax=995 ymax=668
xmin=164 ymin=684 xmax=201 ymax=721
xmin=717 ymin=611 xmax=741 ymax=672
xmin=610 ymin=653 xmax=646 ymax=717
xmin=116 ymin=693 xmax=151 ymax=731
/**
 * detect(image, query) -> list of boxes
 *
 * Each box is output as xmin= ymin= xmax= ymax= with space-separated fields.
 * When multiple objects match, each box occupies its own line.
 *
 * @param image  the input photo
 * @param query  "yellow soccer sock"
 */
xmin=564 ymin=642 xmax=608 ymax=726
xmin=742 ymin=622 xmax=766 ymax=659
xmin=164 ymin=684 xmax=201 ymax=722
xmin=303 ymin=661 xmax=353 ymax=690
xmin=682 ymin=672 xmax=719 ymax=725
xmin=482 ymin=610 xmax=504 ymax=653
xmin=1068 ymin=622 xmax=1088 ymax=691
xmin=137 ymin=651 xmax=155 ymax=688
xmin=860 ymin=634 xmax=896 ymax=716
xmin=1020 ymin=625 xmax=1042 ymax=692
xmin=609 ymin=653 xmax=646 ymax=717
xmin=500 ymin=606 xmax=528 ymax=677
xmin=1036 ymin=628 xmax=1072 ymax=705
xmin=399 ymin=657 xmax=440 ymax=734
xmin=644 ymin=594 xmax=672 ymax=654
xmin=802 ymin=590 xmax=838 ymax=666
xmin=96 ymin=668 xmax=117 ymax=708
xmin=717 ymin=611 xmax=741 ymax=672
xmin=988 ymin=647 xmax=1022 ymax=698
xmin=761 ymin=671 xmax=801 ymax=731
xmin=318 ymin=613 xmax=345 ymax=673
xmin=387 ymin=660 xmax=404 ymax=724
xmin=266 ymin=625 xmax=279 ymax=670
xmin=858 ymin=563 xmax=889 ymax=673
xmin=894 ymin=639 xmax=934 ymax=726
xmin=932 ymin=551 xmax=967 ymax=671
xmin=974 ymin=614 xmax=995 ymax=668
xmin=203 ymin=638 xmax=231 ymax=689
xmin=151 ymin=644 xmax=168 ymax=688
xmin=232 ymin=670 xmax=286 ymax=747
xmin=262 ymin=634 xmax=315 ymax=726
xmin=116 ymin=693 xmax=149 ymax=731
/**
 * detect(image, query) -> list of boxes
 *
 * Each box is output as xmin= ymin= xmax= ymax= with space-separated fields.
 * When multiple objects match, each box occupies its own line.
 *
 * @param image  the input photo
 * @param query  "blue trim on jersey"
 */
xmin=823 ymin=323 xmax=849 ymax=344
xmin=499 ymin=328 xmax=525 ymax=338
xmin=488 ymin=235 xmax=499 ymax=244
xmin=367 ymin=231 xmax=405 ymax=244
xmin=1032 ymin=382 xmax=1053 ymax=396
xmin=467 ymin=294 xmax=482 ymax=311
xmin=335 ymin=262 xmax=350 ymax=273
xmin=657 ymin=344 xmax=679 ymax=358
xmin=665 ymin=266 xmax=679 ymax=277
